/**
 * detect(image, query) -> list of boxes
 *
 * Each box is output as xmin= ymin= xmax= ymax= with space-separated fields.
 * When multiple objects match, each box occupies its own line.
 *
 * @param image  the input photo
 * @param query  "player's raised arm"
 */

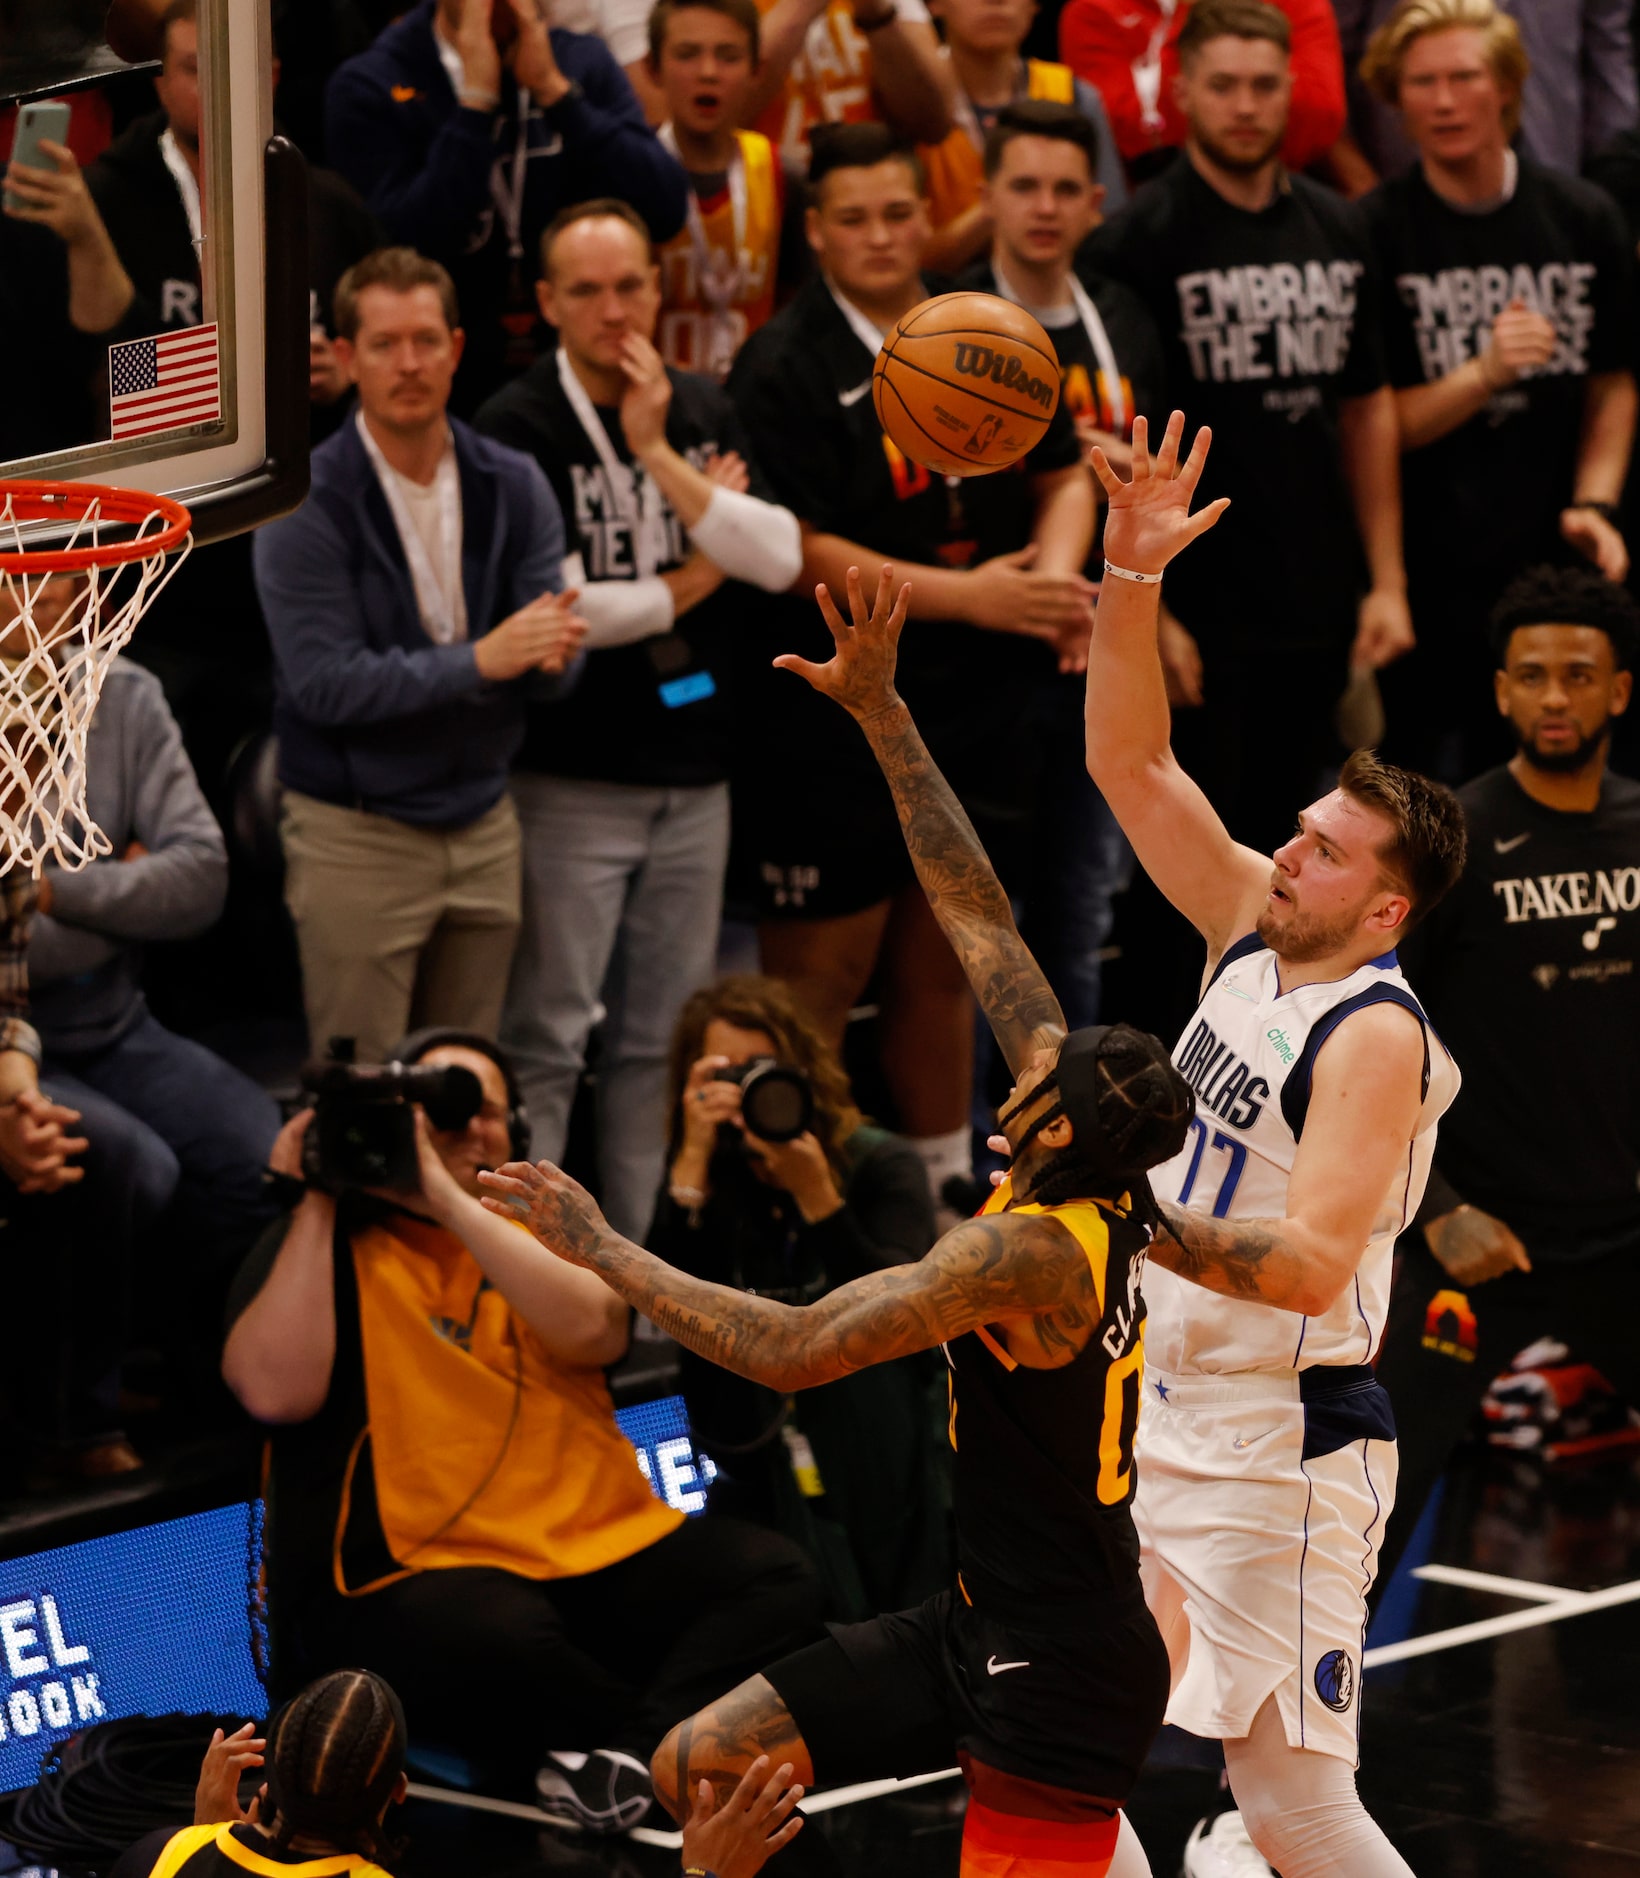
xmin=1085 ymin=414 xmax=1271 ymax=959
xmin=478 ymin=1158 xmax=1090 ymax=1390
xmin=774 ymin=564 xmax=1066 ymax=1078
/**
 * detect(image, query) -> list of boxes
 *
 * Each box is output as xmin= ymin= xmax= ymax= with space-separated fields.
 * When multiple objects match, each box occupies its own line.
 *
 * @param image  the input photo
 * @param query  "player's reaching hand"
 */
xmin=681 ymin=1758 xmax=805 ymax=1877
xmin=480 ymin=1158 xmax=618 ymax=1269
xmin=194 ymin=1722 xmax=266 ymax=1826
xmin=1092 ymin=412 xmax=1230 ymax=577
xmin=774 ymin=563 xmax=911 ymax=722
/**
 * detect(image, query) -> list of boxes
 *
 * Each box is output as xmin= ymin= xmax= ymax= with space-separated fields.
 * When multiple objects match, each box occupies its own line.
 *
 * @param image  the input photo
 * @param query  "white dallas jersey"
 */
xmin=1146 ymin=934 xmax=1460 ymax=1376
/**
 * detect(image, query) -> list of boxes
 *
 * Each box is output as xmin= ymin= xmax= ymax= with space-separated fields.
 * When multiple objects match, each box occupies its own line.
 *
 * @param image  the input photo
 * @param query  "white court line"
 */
xmin=1364 ymin=1574 xmax=1640 ymax=1667
xmin=407 ymin=1581 xmax=1640 ymax=1843
xmin=1411 ymin=1564 xmax=1574 ymax=1603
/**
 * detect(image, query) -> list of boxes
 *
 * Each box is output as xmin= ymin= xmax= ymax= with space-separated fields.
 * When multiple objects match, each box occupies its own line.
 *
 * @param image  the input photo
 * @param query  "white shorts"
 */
xmin=1132 ymin=1365 xmax=1398 ymax=1765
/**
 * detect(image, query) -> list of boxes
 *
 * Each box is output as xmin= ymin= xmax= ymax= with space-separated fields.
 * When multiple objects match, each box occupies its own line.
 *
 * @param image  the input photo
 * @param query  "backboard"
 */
xmin=0 ymin=0 xmax=308 ymax=546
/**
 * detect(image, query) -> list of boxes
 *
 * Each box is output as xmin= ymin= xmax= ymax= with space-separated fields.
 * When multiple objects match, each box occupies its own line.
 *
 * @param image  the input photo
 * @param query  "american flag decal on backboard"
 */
xmin=108 ymin=325 xmax=221 ymax=440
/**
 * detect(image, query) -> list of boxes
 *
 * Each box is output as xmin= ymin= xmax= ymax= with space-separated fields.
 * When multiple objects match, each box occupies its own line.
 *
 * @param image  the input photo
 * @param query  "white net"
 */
xmin=0 ymin=488 xmax=192 ymax=875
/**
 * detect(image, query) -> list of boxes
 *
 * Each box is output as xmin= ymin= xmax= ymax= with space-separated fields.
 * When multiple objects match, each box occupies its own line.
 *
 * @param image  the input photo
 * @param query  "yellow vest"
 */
xmin=756 ymin=0 xmax=882 ymax=171
xmin=336 ymin=1216 xmax=681 ymax=1593
xmin=657 ymin=130 xmax=782 ymax=377
xmin=918 ymin=61 xmax=1078 ymax=233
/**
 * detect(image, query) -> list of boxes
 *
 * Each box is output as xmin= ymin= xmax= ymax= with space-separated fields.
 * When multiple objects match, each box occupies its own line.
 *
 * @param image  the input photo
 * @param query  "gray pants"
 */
xmin=503 ymin=772 xmax=729 ymax=1239
xmin=281 ymin=789 xmax=522 ymax=1063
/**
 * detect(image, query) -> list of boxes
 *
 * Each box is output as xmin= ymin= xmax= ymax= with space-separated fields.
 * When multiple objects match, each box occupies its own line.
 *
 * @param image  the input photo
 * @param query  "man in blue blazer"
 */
xmin=325 ymin=0 xmax=688 ymax=410
xmin=253 ymin=247 xmax=585 ymax=1065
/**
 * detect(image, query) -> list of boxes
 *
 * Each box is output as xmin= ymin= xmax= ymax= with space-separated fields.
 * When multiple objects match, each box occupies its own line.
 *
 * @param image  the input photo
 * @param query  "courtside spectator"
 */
xmin=729 ymin=123 xmax=1093 ymax=1213
xmin=223 ymin=1034 xmax=821 ymax=1833
xmin=1081 ymin=0 xmax=1408 ymax=853
xmin=0 ymin=123 xmax=134 ymax=459
xmin=746 ymin=0 xmax=954 ymax=175
xmin=652 ymin=974 xmax=946 ymax=1614
xmin=957 ymin=102 xmax=1166 ymax=1028
xmin=1337 ymin=0 xmax=1637 ymax=184
xmin=1377 ymin=567 xmax=1640 ymax=1591
xmin=324 ymin=0 xmax=688 ymax=411
xmin=1359 ymin=0 xmax=1637 ymax=778
xmin=1059 ymin=0 xmax=1345 ymax=176
xmin=28 ymin=609 xmax=281 ymax=1287
xmin=253 ymin=249 xmax=584 ymax=1065
xmin=915 ymin=0 xmax=1126 ymax=274
xmin=474 ymin=200 xmax=801 ymax=1239
xmin=648 ymin=0 xmax=786 ymax=378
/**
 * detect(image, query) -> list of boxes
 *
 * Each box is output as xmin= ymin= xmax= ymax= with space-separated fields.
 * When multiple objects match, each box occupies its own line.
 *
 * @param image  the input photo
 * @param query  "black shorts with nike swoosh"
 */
xmin=763 ymin=1584 xmax=1169 ymax=1801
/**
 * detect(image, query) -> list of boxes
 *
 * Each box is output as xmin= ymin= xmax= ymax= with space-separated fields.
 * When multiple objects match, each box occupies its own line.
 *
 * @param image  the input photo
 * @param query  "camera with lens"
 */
xmin=711 ymin=1057 xmax=814 ymax=1143
xmin=300 ymin=1037 xmax=484 ymax=1192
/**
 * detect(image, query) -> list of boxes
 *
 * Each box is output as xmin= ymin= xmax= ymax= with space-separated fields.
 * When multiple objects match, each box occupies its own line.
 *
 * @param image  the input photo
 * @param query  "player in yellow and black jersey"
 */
xmin=110 ymin=1671 xmax=406 ymax=1878
xmin=483 ymin=567 xmax=1196 ymax=1877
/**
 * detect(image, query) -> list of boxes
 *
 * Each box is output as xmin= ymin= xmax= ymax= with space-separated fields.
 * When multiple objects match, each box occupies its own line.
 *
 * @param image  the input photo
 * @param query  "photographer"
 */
xmin=650 ymin=974 xmax=949 ymax=1619
xmin=222 ymin=1030 xmax=819 ymax=1835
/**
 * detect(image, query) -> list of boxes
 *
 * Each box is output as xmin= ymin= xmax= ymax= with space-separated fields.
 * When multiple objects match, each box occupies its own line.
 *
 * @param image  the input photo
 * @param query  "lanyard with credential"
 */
xmin=992 ymin=264 xmax=1129 ymax=438
xmin=555 ymin=348 xmax=670 ymax=575
xmin=492 ymin=93 xmax=533 ymax=260
xmin=659 ymin=124 xmax=750 ymax=378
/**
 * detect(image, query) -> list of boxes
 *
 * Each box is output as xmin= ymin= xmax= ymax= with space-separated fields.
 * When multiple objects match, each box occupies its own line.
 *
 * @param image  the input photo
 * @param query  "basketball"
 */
xmin=872 ymin=293 xmax=1061 ymax=479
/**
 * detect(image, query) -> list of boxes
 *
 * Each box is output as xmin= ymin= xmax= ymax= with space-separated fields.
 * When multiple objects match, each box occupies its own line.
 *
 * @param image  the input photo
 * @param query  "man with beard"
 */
xmin=1372 ymin=565 xmax=1640 ymax=1594
xmin=1083 ymin=413 xmax=1466 ymax=1878
xmin=1079 ymin=0 xmax=1409 ymax=858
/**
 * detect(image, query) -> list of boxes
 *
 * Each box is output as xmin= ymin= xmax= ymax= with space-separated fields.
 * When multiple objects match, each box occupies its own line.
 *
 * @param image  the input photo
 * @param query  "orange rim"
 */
xmin=0 ymin=480 xmax=193 ymax=573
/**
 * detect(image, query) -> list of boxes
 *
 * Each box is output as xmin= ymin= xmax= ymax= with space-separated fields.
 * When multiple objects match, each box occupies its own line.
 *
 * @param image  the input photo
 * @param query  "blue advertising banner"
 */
xmin=0 ymin=1504 xmax=266 ymax=1795
xmin=615 ymin=1393 xmax=717 ymax=1515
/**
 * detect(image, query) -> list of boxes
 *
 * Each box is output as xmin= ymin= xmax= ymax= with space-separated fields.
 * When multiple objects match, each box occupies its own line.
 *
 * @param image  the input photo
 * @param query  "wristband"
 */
xmin=669 ymin=1183 xmax=708 ymax=1207
xmin=855 ymin=5 xmax=898 ymax=26
xmin=1102 ymin=559 xmax=1163 ymax=585
xmin=1568 ymin=499 xmax=1621 ymax=526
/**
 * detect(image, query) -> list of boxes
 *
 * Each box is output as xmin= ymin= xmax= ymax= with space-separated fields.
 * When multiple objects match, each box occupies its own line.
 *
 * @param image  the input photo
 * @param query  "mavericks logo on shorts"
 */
xmin=1313 ymin=1648 xmax=1355 ymax=1713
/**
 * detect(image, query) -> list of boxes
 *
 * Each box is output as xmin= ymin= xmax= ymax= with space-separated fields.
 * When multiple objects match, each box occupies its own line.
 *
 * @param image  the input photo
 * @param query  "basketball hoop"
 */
xmin=0 ymin=480 xmax=193 ymax=876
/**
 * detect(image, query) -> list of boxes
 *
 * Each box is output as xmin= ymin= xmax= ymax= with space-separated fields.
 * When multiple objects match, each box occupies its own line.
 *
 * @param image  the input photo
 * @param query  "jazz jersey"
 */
xmin=1146 ymin=935 xmax=1460 ymax=1376
xmin=945 ymin=1179 xmax=1151 ymax=1611
xmin=656 ymin=130 xmax=782 ymax=379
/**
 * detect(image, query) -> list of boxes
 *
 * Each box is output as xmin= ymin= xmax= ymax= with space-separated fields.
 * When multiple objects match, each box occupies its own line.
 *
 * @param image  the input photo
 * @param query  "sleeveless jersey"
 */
xmin=945 ymin=1179 xmax=1150 ymax=1613
xmin=918 ymin=61 xmax=1077 ymax=232
xmin=135 ymin=1821 xmax=392 ymax=1878
xmin=656 ymin=130 xmax=781 ymax=377
xmin=1145 ymin=935 xmax=1460 ymax=1376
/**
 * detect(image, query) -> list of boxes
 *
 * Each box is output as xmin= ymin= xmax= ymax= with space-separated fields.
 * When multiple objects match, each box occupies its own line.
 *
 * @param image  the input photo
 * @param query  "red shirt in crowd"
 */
xmin=1058 ymin=0 xmax=1346 ymax=173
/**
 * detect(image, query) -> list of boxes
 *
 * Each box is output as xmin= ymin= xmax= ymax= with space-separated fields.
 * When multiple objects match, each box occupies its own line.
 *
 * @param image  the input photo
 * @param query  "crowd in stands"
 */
xmin=2 ymin=0 xmax=1639 ymax=1855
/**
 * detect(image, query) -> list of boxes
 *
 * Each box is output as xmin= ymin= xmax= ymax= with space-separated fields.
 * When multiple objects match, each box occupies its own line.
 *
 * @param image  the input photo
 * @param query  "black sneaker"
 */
xmin=535 ymin=1749 xmax=653 ymax=1834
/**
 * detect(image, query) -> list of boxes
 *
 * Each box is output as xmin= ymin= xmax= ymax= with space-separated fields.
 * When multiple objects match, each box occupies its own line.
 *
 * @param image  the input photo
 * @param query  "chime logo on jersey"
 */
xmin=1173 ymin=1018 xmax=1270 ymax=1128
xmin=1396 ymin=263 xmax=1596 ymax=380
xmin=1314 ymin=1648 xmax=1355 ymax=1713
xmin=1174 ymin=260 xmax=1362 ymax=384
xmin=1422 ymin=1287 xmax=1478 ymax=1362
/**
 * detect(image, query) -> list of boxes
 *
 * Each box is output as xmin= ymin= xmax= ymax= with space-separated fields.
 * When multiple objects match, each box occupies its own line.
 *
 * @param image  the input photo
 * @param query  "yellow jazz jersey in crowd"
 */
xmin=657 ymin=130 xmax=783 ymax=378
xmin=124 ymin=1821 xmax=393 ymax=1878
xmin=754 ymin=0 xmax=931 ymax=171
xmin=918 ymin=61 xmax=1075 ymax=233
xmin=337 ymin=1215 xmax=682 ymax=1591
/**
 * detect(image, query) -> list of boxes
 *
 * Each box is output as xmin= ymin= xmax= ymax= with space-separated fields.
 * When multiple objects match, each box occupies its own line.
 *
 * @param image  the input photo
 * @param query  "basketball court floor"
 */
xmin=362 ymin=1440 xmax=1640 ymax=1878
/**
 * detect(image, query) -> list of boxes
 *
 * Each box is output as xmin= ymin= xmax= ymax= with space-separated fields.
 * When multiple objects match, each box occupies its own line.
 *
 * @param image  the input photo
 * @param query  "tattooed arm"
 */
xmin=1151 ymin=1003 xmax=1427 ymax=1315
xmin=773 ymin=564 xmax=1066 ymax=1077
xmin=478 ymin=1158 xmax=1093 ymax=1387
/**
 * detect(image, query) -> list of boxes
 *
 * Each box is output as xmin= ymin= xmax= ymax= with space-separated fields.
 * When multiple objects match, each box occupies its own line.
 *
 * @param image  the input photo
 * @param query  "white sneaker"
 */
xmin=1180 ymin=1811 xmax=1276 ymax=1878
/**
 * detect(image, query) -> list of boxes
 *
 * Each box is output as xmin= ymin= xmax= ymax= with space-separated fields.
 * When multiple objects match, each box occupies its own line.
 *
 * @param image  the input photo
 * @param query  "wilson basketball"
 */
xmin=873 ymin=293 xmax=1061 ymax=478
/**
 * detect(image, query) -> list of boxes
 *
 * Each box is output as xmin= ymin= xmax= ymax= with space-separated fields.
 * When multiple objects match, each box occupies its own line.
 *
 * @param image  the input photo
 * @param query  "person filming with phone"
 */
xmin=650 ymin=974 xmax=950 ymax=1618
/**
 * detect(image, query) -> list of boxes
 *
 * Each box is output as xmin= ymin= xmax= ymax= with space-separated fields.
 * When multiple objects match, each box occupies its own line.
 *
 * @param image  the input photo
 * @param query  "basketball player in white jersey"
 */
xmin=1082 ymin=413 xmax=1467 ymax=1878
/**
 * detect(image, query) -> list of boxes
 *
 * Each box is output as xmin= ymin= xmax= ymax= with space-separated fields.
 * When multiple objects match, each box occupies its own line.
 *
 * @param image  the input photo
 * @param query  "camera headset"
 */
xmin=389 ymin=1027 xmax=532 ymax=1161
xmin=997 ymin=1022 xmax=1195 ymax=1229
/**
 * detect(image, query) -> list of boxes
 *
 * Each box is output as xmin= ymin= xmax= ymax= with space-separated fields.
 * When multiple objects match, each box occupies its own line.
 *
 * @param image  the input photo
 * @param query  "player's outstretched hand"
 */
xmin=195 ymin=1722 xmax=266 ymax=1826
xmin=479 ymin=1158 xmax=614 ymax=1265
xmin=681 ymin=1758 xmax=805 ymax=1878
xmin=775 ymin=563 xmax=910 ymax=721
xmin=1092 ymin=412 xmax=1229 ymax=578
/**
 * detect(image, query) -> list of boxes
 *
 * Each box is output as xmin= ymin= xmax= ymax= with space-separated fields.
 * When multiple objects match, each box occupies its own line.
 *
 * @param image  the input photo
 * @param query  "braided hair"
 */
xmin=262 ymin=1669 xmax=407 ymax=1867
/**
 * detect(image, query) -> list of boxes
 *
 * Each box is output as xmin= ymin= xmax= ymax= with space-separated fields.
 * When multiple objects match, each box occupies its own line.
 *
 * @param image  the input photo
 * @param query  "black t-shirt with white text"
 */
xmin=1399 ymin=765 xmax=1640 ymax=1262
xmin=1080 ymin=160 xmax=1386 ymax=650
xmin=1359 ymin=159 xmax=1635 ymax=602
xmin=476 ymin=358 xmax=770 ymax=787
